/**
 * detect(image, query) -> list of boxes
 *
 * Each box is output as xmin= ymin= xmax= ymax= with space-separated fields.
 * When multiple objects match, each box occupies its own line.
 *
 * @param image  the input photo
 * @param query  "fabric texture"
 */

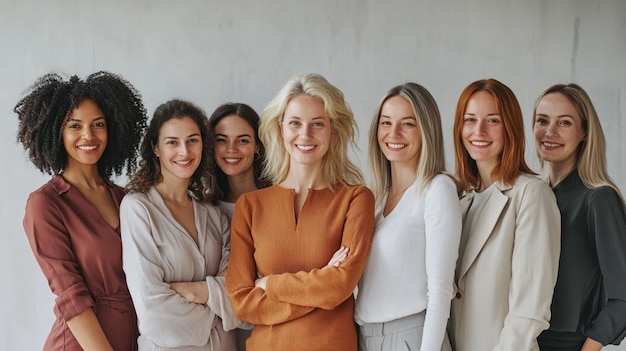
xmin=538 ymin=169 xmax=626 ymax=347
xmin=449 ymin=173 xmax=561 ymax=351
xmin=355 ymin=174 xmax=461 ymax=350
xmin=121 ymin=187 xmax=247 ymax=351
xmin=23 ymin=175 xmax=138 ymax=351
xmin=226 ymin=184 xmax=375 ymax=351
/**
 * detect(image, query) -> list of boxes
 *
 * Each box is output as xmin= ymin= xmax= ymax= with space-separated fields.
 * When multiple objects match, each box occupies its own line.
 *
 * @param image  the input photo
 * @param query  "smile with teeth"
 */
xmin=297 ymin=145 xmax=316 ymax=151
xmin=175 ymin=160 xmax=193 ymax=166
xmin=470 ymin=141 xmax=492 ymax=147
xmin=77 ymin=145 xmax=97 ymax=151
xmin=387 ymin=143 xmax=406 ymax=149
xmin=223 ymin=158 xmax=242 ymax=164
xmin=542 ymin=142 xmax=561 ymax=148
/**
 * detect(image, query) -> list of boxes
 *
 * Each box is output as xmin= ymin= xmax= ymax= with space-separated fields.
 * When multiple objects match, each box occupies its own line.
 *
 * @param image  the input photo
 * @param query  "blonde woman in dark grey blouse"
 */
xmin=533 ymin=84 xmax=626 ymax=350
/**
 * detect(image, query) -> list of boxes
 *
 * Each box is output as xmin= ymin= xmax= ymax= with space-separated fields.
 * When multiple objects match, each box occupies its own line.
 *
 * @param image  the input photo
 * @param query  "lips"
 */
xmin=77 ymin=145 xmax=97 ymax=151
xmin=541 ymin=141 xmax=561 ymax=148
xmin=174 ymin=160 xmax=194 ymax=167
xmin=296 ymin=145 xmax=316 ymax=151
xmin=222 ymin=158 xmax=242 ymax=165
xmin=386 ymin=143 xmax=407 ymax=149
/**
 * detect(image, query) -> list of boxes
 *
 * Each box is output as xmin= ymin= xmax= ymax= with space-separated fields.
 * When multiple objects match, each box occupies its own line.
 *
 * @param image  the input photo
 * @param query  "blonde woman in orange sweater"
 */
xmin=226 ymin=73 xmax=375 ymax=351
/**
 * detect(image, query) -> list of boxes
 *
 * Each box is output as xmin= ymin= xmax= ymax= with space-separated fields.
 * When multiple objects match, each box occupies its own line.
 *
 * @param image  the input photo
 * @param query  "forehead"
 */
xmin=215 ymin=114 xmax=254 ymax=134
xmin=536 ymin=92 xmax=578 ymax=116
xmin=284 ymin=95 xmax=327 ymax=118
xmin=159 ymin=116 xmax=200 ymax=136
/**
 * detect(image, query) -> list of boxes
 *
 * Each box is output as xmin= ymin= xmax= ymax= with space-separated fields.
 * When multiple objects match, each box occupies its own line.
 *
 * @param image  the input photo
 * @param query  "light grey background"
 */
xmin=1 ymin=1 xmax=625 ymax=349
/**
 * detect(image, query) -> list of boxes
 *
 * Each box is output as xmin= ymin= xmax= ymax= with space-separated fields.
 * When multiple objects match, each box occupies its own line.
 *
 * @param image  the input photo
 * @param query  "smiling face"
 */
xmin=153 ymin=116 xmax=203 ymax=183
xmin=461 ymin=90 xmax=505 ymax=172
xmin=280 ymin=94 xmax=332 ymax=168
xmin=377 ymin=95 xmax=421 ymax=168
xmin=214 ymin=114 xmax=259 ymax=180
xmin=533 ymin=92 xmax=586 ymax=170
xmin=62 ymin=99 xmax=108 ymax=171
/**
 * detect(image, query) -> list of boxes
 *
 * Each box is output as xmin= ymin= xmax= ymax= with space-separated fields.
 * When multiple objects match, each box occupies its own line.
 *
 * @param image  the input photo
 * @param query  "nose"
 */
xmin=225 ymin=140 xmax=237 ymax=152
xmin=545 ymin=122 xmax=558 ymax=137
xmin=178 ymin=144 xmax=190 ymax=156
xmin=390 ymin=123 xmax=401 ymax=138
xmin=301 ymin=124 xmax=312 ymax=137
xmin=81 ymin=127 xmax=93 ymax=140
xmin=475 ymin=120 xmax=487 ymax=135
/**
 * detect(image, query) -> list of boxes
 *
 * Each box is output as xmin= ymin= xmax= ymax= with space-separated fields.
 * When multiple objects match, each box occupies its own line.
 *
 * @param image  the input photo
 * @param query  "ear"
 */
xmin=152 ymin=143 xmax=159 ymax=158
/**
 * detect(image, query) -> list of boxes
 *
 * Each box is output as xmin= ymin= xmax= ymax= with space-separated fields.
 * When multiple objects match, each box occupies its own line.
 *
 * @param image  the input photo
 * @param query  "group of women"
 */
xmin=14 ymin=71 xmax=626 ymax=351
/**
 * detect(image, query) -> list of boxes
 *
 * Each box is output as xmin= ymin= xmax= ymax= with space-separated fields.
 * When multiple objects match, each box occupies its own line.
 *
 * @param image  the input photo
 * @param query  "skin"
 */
xmin=461 ymin=91 xmax=505 ymax=191
xmin=533 ymin=92 xmax=586 ymax=187
xmin=534 ymin=94 xmax=600 ymax=351
xmin=61 ymin=99 xmax=118 ymax=351
xmin=213 ymin=115 xmax=259 ymax=202
xmin=377 ymin=95 xmax=421 ymax=216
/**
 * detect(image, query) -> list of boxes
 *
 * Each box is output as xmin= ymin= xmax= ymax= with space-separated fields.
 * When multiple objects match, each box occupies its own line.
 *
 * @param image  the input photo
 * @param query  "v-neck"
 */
xmin=148 ymin=187 xmax=203 ymax=250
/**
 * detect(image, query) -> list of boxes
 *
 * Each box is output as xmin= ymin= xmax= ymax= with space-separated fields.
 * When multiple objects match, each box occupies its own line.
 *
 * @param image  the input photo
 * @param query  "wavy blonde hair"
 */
xmin=259 ymin=73 xmax=363 ymax=187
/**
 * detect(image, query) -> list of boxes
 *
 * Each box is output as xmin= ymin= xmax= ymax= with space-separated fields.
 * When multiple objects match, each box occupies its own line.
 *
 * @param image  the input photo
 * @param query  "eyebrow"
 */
xmin=535 ymin=113 xmax=575 ymax=118
xmin=380 ymin=115 xmax=416 ymax=120
xmin=216 ymin=133 xmax=252 ymax=138
xmin=66 ymin=116 xmax=105 ymax=122
xmin=163 ymin=133 xmax=201 ymax=140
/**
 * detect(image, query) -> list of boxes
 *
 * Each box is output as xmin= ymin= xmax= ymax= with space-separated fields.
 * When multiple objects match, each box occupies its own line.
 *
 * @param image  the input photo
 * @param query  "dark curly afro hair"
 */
xmin=14 ymin=71 xmax=147 ymax=178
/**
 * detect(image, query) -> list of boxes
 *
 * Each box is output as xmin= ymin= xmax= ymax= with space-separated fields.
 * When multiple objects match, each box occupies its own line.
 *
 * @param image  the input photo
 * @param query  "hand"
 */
xmin=326 ymin=246 xmax=349 ymax=267
xmin=255 ymin=276 xmax=268 ymax=291
xmin=170 ymin=281 xmax=209 ymax=304
xmin=581 ymin=337 xmax=602 ymax=351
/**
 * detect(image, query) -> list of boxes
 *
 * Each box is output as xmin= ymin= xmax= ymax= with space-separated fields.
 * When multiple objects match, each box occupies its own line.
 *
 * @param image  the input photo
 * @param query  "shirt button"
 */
xmin=455 ymin=292 xmax=462 ymax=299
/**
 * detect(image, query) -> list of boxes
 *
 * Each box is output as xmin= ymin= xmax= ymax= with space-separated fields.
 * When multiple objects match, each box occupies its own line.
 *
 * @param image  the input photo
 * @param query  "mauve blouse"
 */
xmin=23 ymin=175 xmax=138 ymax=351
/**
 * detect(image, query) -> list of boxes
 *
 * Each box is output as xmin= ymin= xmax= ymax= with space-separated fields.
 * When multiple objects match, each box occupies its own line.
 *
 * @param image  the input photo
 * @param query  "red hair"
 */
xmin=453 ymin=79 xmax=534 ymax=192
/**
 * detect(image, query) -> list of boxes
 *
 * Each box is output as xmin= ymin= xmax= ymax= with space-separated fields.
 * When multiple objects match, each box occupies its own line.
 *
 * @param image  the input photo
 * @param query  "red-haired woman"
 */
xmin=448 ymin=79 xmax=561 ymax=351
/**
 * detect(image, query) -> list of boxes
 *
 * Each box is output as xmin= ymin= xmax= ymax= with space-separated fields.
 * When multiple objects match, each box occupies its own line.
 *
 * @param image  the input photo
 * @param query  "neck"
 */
xmin=281 ymin=164 xmax=327 ymax=193
xmin=154 ymin=175 xmax=192 ymax=203
xmin=547 ymin=159 xmax=577 ymax=188
xmin=476 ymin=161 xmax=496 ymax=192
xmin=389 ymin=162 xmax=417 ymax=195
xmin=61 ymin=164 xmax=105 ymax=189
xmin=226 ymin=170 xmax=258 ymax=202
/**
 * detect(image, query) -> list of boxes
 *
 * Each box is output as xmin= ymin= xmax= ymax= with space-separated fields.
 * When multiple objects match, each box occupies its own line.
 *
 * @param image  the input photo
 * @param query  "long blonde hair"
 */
xmin=533 ymin=83 xmax=626 ymax=214
xmin=259 ymin=73 xmax=363 ymax=187
xmin=368 ymin=83 xmax=452 ymax=203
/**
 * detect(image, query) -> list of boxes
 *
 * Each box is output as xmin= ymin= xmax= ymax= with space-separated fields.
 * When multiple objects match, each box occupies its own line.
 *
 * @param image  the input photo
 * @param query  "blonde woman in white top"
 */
xmin=355 ymin=83 xmax=461 ymax=351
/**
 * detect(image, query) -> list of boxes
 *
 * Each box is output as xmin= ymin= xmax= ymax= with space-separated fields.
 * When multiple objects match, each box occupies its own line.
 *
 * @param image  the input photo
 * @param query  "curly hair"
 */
xmin=126 ymin=99 xmax=216 ymax=202
xmin=207 ymin=102 xmax=270 ymax=203
xmin=14 ymin=71 xmax=147 ymax=178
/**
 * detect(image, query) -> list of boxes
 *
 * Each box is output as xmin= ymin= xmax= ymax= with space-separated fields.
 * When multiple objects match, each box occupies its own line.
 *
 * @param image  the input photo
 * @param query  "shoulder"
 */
xmin=507 ymin=173 xmax=552 ymax=197
xmin=427 ymin=174 xmax=458 ymax=193
xmin=26 ymin=176 xmax=69 ymax=209
xmin=120 ymin=191 xmax=151 ymax=210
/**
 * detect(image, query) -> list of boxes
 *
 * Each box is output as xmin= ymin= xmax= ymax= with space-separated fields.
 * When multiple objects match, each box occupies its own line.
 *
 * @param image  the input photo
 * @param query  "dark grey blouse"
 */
xmin=540 ymin=170 xmax=626 ymax=346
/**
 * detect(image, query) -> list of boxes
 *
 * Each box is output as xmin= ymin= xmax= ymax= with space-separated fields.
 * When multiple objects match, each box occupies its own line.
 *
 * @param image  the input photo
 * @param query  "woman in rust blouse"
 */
xmin=14 ymin=72 xmax=147 ymax=351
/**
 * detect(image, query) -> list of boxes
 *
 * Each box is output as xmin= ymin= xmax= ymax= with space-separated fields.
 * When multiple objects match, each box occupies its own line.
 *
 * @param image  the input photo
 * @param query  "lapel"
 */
xmin=457 ymin=182 xmax=511 ymax=281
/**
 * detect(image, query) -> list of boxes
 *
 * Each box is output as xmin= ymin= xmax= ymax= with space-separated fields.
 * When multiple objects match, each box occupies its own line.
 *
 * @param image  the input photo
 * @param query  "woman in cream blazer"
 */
xmin=448 ymin=79 xmax=561 ymax=351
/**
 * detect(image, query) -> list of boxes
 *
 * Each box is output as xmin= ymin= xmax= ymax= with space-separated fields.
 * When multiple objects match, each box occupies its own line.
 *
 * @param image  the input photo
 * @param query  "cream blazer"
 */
xmin=449 ymin=173 xmax=560 ymax=351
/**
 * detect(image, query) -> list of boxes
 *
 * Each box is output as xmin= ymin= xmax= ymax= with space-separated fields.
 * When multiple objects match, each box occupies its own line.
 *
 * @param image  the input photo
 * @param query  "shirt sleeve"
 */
xmin=496 ymin=179 xmax=561 ymax=350
xmin=584 ymin=187 xmax=626 ymax=345
xmin=421 ymin=176 xmax=462 ymax=350
xmin=264 ymin=186 xmax=375 ymax=310
xmin=205 ymin=209 xmax=254 ymax=331
xmin=120 ymin=195 xmax=215 ymax=348
xmin=23 ymin=190 xmax=95 ymax=322
xmin=226 ymin=197 xmax=316 ymax=326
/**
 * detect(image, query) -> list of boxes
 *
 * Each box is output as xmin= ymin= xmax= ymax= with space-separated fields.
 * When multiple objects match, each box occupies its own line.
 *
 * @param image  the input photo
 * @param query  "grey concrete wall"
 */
xmin=1 ymin=0 xmax=624 ymax=349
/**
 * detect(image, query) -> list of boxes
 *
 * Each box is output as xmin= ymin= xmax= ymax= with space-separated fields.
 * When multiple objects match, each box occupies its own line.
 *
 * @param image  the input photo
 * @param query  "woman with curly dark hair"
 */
xmin=15 ymin=71 xmax=147 ymax=351
xmin=121 ymin=99 xmax=247 ymax=351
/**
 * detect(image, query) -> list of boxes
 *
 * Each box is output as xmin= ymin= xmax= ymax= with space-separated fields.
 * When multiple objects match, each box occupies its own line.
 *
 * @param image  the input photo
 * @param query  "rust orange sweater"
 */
xmin=226 ymin=184 xmax=375 ymax=351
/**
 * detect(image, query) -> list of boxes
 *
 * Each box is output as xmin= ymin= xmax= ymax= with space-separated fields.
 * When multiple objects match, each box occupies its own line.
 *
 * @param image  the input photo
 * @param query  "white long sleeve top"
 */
xmin=121 ymin=187 xmax=247 ymax=351
xmin=355 ymin=174 xmax=462 ymax=350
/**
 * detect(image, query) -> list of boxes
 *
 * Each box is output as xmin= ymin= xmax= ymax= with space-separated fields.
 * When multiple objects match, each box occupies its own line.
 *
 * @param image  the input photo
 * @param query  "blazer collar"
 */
xmin=457 ymin=181 xmax=512 ymax=281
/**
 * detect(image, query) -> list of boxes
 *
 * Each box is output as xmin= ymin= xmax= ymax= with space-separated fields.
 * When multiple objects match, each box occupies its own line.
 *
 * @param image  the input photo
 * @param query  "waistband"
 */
xmin=359 ymin=311 xmax=426 ymax=337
